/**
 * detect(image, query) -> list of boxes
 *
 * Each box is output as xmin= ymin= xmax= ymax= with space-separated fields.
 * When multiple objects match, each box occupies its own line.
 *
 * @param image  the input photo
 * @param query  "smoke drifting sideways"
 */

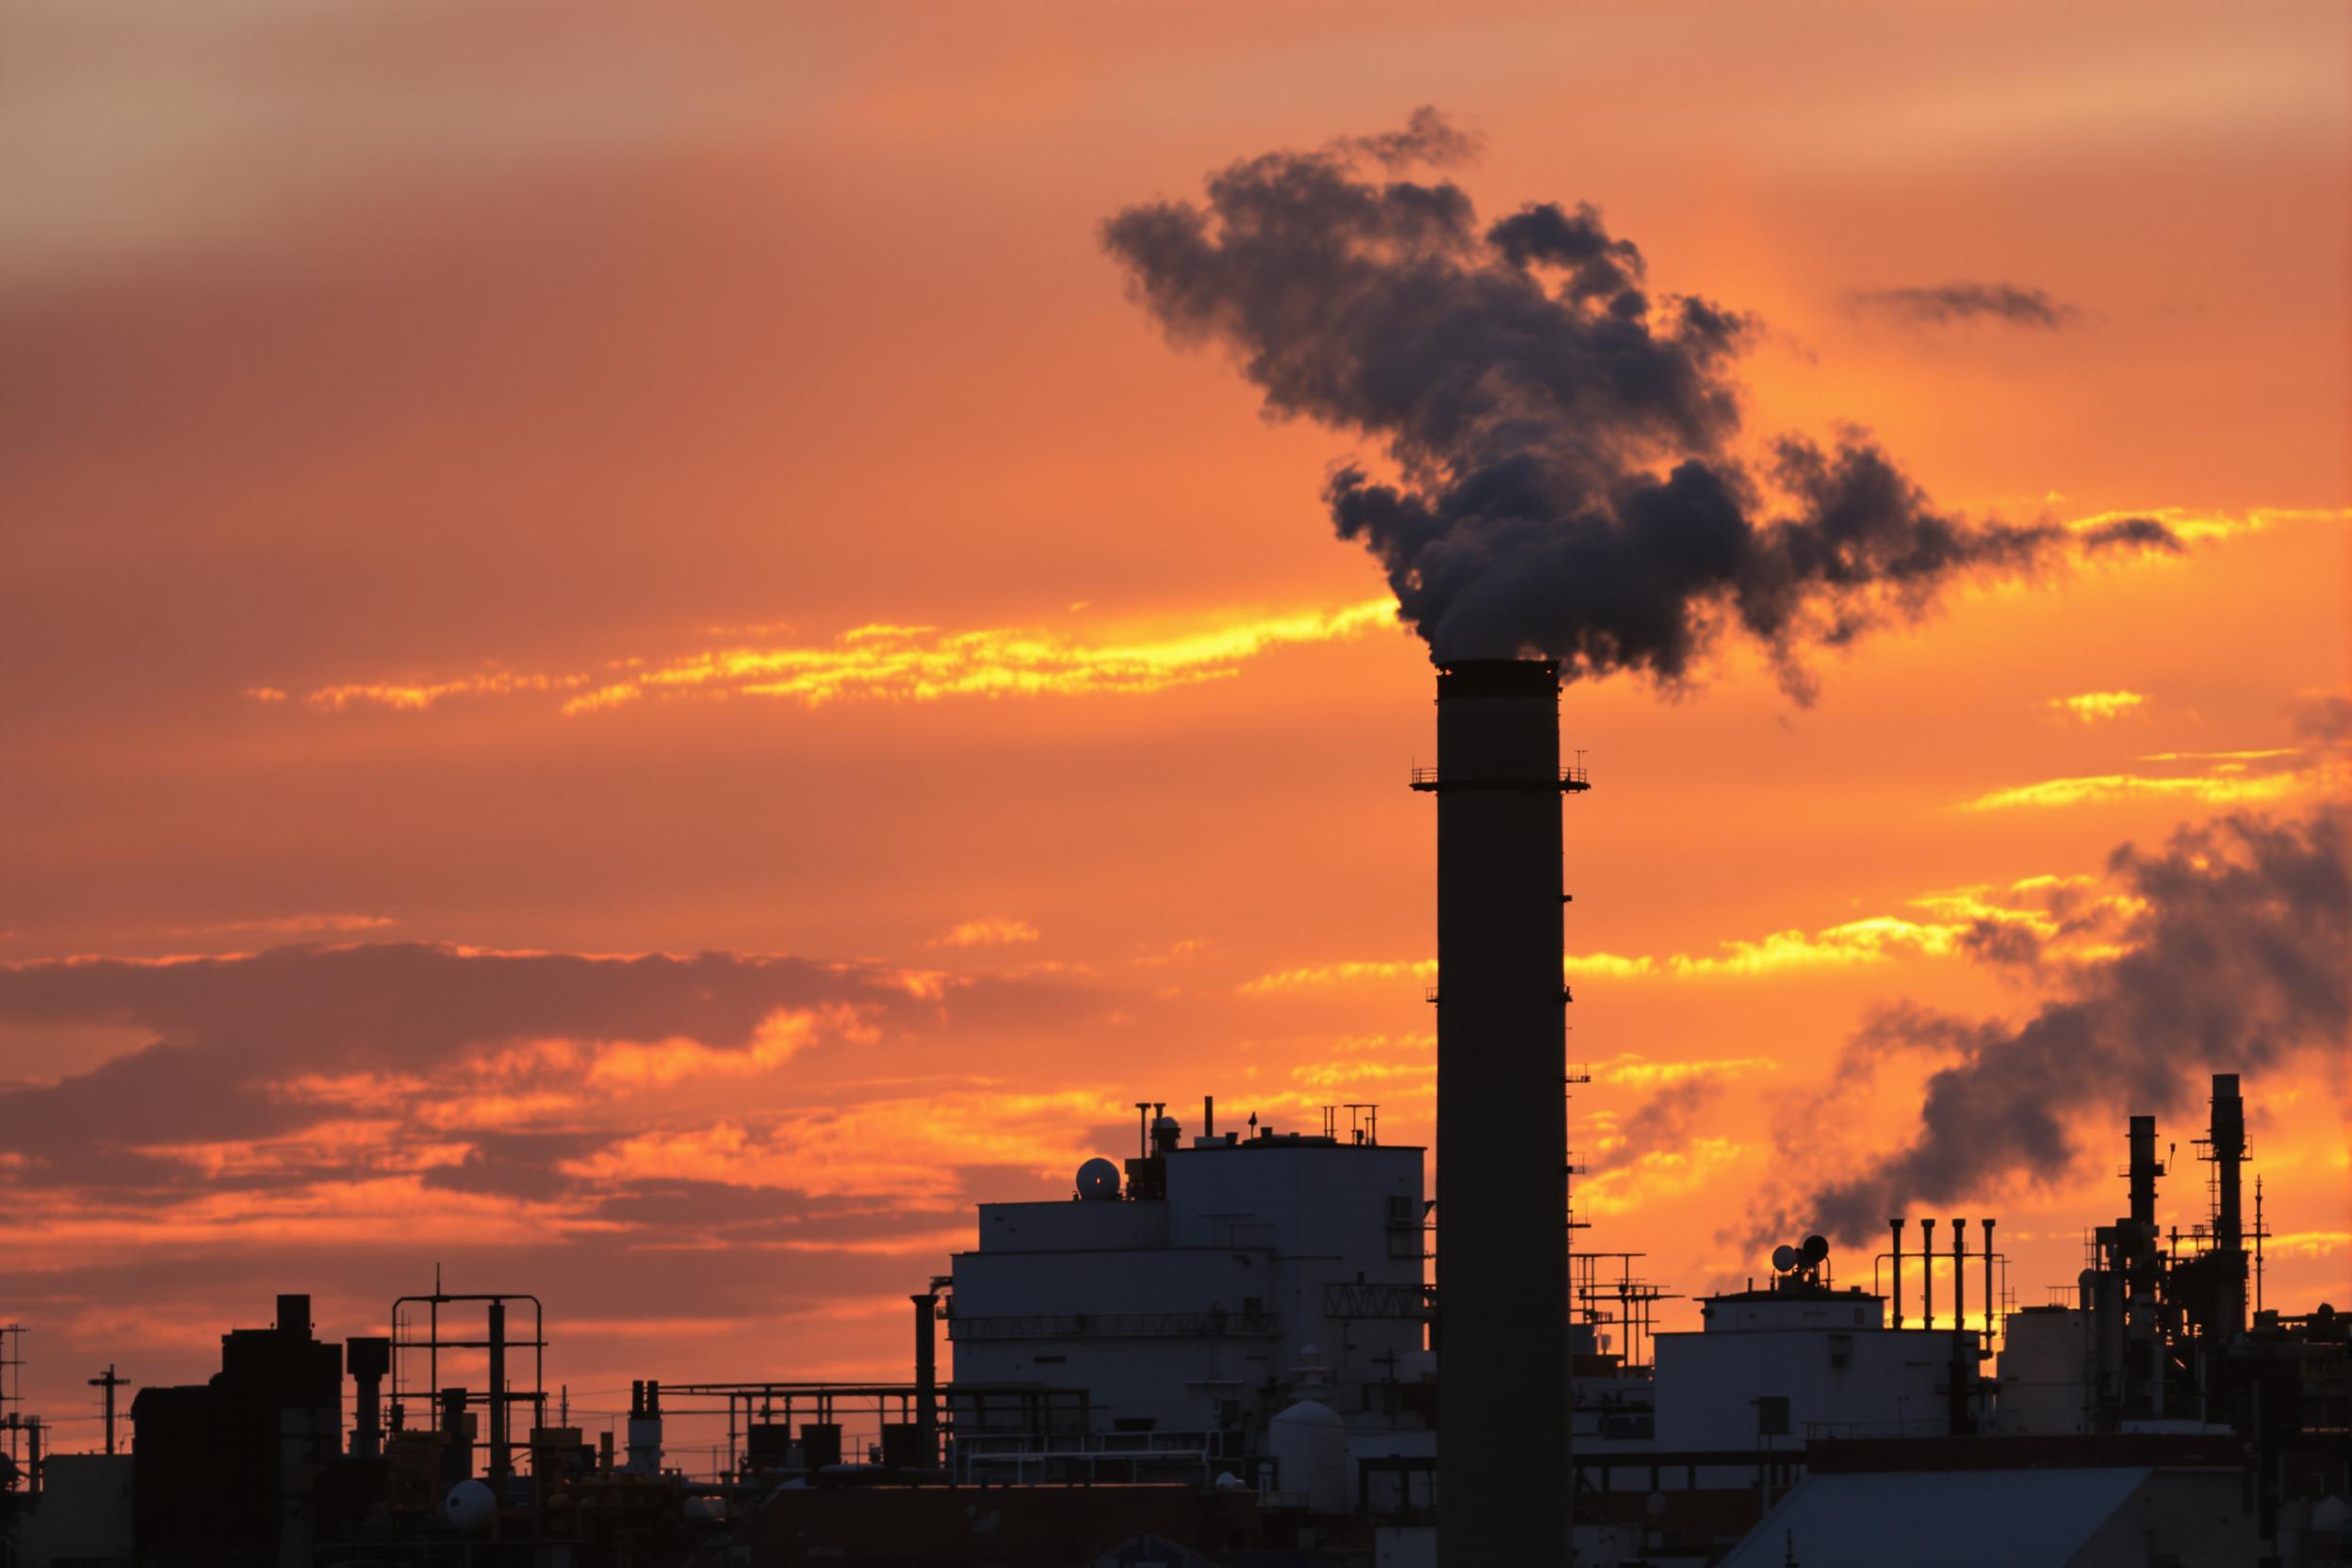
xmin=1793 ymin=806 xmax=2350 ymax=1243
xmin=1102 ymin=112 xmax=2180 ymax=695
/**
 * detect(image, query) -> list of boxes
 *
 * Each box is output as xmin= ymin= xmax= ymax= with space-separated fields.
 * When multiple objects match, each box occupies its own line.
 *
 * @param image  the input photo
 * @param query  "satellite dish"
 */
xmin=1772 ymin=1244 xmax=1798 ymax=1273
xmin=1801 ymin=1234 xmax=1830 ymax=1266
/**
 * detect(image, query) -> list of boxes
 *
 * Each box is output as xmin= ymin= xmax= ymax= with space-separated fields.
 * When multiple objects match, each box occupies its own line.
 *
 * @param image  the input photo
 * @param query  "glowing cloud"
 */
xmin=2059 ymin=505 xmax=2350 ymax=544
xmin=2050 ymin=691 xmax=2147 ymax=722
xmin=930 ymin=917 xmax=1041 ymax=949
xmin=1964 ymin=768 xmax=2314 ymax=812
xmin=1238 ymin=875 xmax=2139 ymax=995
xmin=278 ymin=599 xmax=1399 ymax=717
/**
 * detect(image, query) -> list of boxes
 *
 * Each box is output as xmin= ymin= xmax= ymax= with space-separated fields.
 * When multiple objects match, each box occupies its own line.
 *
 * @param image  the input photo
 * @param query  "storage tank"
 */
xmin=1268 ymin=1399 xmax=1348 ymax=1515
xmin=1994 ymin=1305 xmax=2090 ymax=1434
xmin=442 ymin=1480 xmax=495 ymax=1534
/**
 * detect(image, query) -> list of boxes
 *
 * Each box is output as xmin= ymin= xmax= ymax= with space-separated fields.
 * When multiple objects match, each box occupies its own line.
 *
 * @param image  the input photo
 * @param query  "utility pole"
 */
xmin=89 ymin=1365 xmax=128 ymax=1456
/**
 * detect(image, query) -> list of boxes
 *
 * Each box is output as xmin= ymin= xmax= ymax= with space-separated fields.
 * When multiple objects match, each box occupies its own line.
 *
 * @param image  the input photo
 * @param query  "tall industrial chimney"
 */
xmin=1416 ymin=659 xmax=1581 ymax=1568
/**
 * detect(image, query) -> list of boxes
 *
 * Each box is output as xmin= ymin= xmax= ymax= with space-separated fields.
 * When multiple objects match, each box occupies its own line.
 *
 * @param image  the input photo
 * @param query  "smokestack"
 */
xmin=911 ymin=1290 xmax=939 ymax=1467
xmin=347 ymin=1337 xmax=391 ymax=1461
xmin=1949 ymin=1219 xmax=1971 ymax=1435
xmin=2127 ymin=1115 xmax=2160 ymax=1230
xmin=1890 ymin=1217 xmax=1905 ymax=1329
xmin=1921 ymin=1217 xmax=1936 ymax=1330
xmin=1420 ymin=659 xmax=1577 ymax=1568
xmin=439 ymin=1387 xmax=470 ymax=1485
xmin=1952 ymin=1218 xmax=1967 ymax=1334
xmin=1981 ymin=1219 xmax=1997 ymax=1350
xmin=487 ymin=1299 xmax=510 ymax=1483
xmin=2210 ymin=1073 xmax=2247 ymax=1338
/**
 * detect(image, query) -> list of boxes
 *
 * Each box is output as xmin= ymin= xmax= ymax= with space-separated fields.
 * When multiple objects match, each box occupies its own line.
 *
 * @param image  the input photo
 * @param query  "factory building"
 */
xmin=947 ymin=1102 xmax=1429 ymax=1455
xmin=1651 ymin=1273 xmax=1978 ymax=1452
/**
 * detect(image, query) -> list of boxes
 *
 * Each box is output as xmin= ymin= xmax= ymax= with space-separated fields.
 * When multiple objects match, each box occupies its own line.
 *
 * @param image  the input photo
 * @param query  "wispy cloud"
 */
xmin=1238 ymin=958 xmax=1432 ymax=995
xmin=2050 ymin=691 xmax=2147 ymax=722
xmin=1238 ymin=875 xmax=2141 ymax=995
xmin=164 ymin=913 xmax=397 ymax=938
xmin=929 ymin=917 xmax=1040 ymax=950
xmin=282 ymin=599 xmax=1398 ymax=717
xmin=1846 ymin=280 xmax=2084 ymax=330
xmin=2058 ymin=505 xmax=2349 ymax=545
xmin=305 ymin=669 xmax=577 ymax=712
xmin=1963 ymin=754 xmax=2323 ymax=812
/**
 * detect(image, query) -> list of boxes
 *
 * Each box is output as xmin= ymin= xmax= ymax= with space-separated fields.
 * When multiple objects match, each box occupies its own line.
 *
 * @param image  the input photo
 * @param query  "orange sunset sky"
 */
xmin=2 ymin=1 xmax=2346 ymax=1461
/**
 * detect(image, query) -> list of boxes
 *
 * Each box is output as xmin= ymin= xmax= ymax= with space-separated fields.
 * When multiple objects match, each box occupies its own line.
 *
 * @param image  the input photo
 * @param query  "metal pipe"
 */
xmin=1203 ymin=1096 xmax=1215 ymax=1141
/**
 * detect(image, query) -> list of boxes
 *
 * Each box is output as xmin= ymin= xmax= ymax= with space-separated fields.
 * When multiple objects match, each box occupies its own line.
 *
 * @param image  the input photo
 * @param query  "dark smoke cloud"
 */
xmin=2295 ymin=688 xmax=2352 ymax=746
xmin=1848 ymin=281 xmax=2084 ymax=331
xmin=1102 ymin=113 xmax=2175 ymax=693
xmin=1788 ymin=806 xmax=2350 ymax=1242
xmin=1592 ymin=1075 xmax=1722 ymax=1172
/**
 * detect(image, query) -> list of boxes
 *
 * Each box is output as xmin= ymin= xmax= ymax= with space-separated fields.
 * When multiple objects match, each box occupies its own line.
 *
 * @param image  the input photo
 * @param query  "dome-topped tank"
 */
xmin=1075 ymin=1157 xmax=1121 ymax=1200
xmin=442 ymin=1480 xmax=495 ymax=1534
xmin=1267 ymin=1399 xmax=1348 ymax=1513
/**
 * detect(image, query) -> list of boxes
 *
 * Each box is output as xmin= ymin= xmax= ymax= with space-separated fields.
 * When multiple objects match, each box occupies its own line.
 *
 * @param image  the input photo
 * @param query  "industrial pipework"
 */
xmin=1413 ymin=659 xmax=1586 ymax=1568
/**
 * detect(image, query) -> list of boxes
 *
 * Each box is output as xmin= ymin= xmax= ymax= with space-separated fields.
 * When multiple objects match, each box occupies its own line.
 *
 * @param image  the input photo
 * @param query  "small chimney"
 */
xmin=1889 ymin=1217 xmax=1906 ymax=1329
xmin=910 ymin=1291 xmax=939 ymax=1468
xmin=1921 ymin=1217 xmax=1937 ymax=1330
xmin=1952 ymin=1218 xmax=1968 ymax=1334
xmin=2128 ymin=1115 xmax=2161 ymax=1230
xmin=347 ymin=1337 xmax=392 ymax=1461
xmin=1981 ymin=1219 xmax=1997 ymax=1349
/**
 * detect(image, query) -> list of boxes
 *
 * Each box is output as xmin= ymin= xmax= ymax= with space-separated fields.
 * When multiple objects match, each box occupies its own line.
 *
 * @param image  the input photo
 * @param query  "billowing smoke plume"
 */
xmin=1102 ymin=113 xmax=2178 ymax=694
xmin=1789 ymin=806 xmax=2350 ymax=1242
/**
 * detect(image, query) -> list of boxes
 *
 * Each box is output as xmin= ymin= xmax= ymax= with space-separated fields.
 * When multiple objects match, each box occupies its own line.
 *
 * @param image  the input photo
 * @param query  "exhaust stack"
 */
xmin=2210 ymin=1073 xmax=2247 ymax=1338
xmin=1416 ymin=659 xmax=1583 ymax=1567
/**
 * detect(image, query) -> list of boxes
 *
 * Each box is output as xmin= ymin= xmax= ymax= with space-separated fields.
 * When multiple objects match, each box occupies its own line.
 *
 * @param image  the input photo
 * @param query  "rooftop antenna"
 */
xmin=0 ymin=1326 xmax=24 ymax=1470
xmin=89 ymin=1365 xmax=128 ymax=1456
xmin=2254 ymin=1175 xmax=2266 ymax=1315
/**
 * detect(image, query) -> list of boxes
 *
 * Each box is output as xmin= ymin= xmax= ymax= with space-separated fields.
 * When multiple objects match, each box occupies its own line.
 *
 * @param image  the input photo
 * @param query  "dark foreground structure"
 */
xmin=0 ymin=666 xmax=2344 ymax=1567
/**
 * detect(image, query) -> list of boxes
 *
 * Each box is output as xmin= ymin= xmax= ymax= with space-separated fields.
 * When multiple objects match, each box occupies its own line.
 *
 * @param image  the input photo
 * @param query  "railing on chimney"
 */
xmin=1408 ymin=763 xmax=1591 ymax=792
